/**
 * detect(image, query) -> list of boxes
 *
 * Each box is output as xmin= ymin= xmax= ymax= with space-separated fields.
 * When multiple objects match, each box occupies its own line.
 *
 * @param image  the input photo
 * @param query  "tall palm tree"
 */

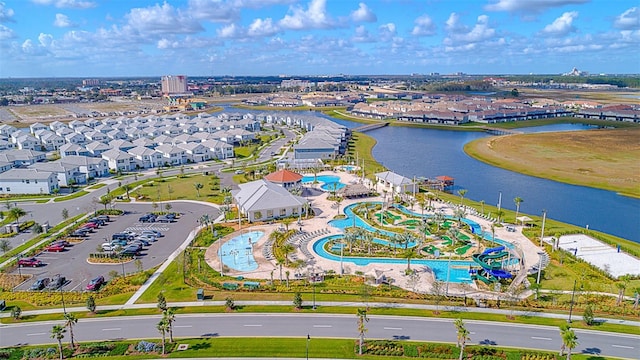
xmin=356 ymin=308 xmax=369 ymax=355
xmin=163 ymin=308 xmax=176 ymax=343
xmin=50 ymin=324 xmax=66 ymax=360
xmin=9 ymin=207 xmax=26 ymax=227
xmin=157 ymin=318 xmax=170 ymax=355
xmin=560 ymin=324 xmax=578 ymax=360
xmin=454 ymin=318 xmax=470 ymax=360
xmin=479 ymin=200 xmax=485 ymax=215
xmin=417 ymin=198 xmax=427 ymax=218
xmin=193 ymin=183 xmax=203 ymax=197
xmin=123 ymin=184 xmax=131 ymax=200
xmin=457 ymin=189 xmax=467 ymax=206
xmin=513 ymin=197 xmax=523 ymax=222
xmin=63 ymin=312 xmax=78 ymax=349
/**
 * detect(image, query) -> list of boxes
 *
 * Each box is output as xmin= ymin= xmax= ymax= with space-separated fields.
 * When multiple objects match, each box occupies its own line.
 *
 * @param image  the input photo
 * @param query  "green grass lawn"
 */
xmin=52 ymin=190 xmax=89 ymax=202
xmin=130 ymin=174 xmax=225 ymax=204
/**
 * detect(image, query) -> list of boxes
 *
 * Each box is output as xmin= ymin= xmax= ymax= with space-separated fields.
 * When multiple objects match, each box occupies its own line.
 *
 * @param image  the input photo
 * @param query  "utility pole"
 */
xmin=539 ymin=209 xmax=547 ymax=247
xmin=568 ymin=279 xmax=577 ymax=323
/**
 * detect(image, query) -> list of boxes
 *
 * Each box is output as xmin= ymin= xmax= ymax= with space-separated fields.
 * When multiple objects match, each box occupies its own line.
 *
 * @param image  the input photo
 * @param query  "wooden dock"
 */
xmin=352 ymin=121 xmax=391 ymax=133
xmin=481 ymin=127 xmax=523 ymax=135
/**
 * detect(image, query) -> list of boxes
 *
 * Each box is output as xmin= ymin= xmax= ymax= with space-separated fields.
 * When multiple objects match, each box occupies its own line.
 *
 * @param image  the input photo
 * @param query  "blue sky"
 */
xmin=0 ymin=0 xmax=638 ymax=77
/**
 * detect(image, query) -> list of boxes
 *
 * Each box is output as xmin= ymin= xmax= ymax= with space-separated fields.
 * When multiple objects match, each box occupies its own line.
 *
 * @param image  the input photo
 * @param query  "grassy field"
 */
xmin=464 ymin=127 xmax=640 ymax=198
xmin=128 ymin=174 xmax=225 ymax=204
xmin=346 ymin=132 xmax=387 ymax=177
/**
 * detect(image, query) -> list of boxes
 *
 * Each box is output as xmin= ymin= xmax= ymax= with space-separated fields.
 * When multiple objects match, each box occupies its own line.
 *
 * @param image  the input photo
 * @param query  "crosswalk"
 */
xmin=125 ymin=225 xmax=170 ymax=232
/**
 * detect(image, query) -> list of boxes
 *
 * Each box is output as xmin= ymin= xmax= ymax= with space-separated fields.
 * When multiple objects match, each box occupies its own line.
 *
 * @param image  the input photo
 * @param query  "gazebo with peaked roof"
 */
xmin=264 ymin=169 xmax=303 ymax=189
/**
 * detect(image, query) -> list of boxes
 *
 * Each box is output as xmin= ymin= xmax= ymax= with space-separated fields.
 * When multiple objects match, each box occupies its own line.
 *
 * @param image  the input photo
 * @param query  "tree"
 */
xmin=86 ymin=295 xmax=96 ymax=313
xmin=51 ymin=324 xmax=66 ymax=360
xmin=454 ymin=318 xmax=470 ymax=360
xmin=61 ymin=208 xmax=69 ymax=220
xmin=0 ymin=239 xmax=11 ymax=254
xmin=431 ymin=281 xmax=446 ymax=314
xmin=123 ymin=184 xmax=131 ymax=200
xmin=582 ymin=304 xmax=594 ymax=326
xmin=11 ymin=306 xmax=21 ymax=320
xmin=356 ymin=308 xmax=369 ymax=355
xmin=293 ymin=292 xmax=303 ymax=309
xmin=560 ymin=324 xmax=578 ymax=359
xmin=616 ymin=275 xmax=630 ymax=306
xmin=157 ymin=292 xmax=167 ymax=311
xmin=457 ymin=189 xmax=467 ymax=206
xmin=514 ymin=197 xmax=523 ymax=222
xmin=64 ymin=312 xmax=78 ymax=349
xmin=194 ymin=183 xmax=203 ymax=197
xmin=511 ymin=88 xmax=519 ymax=97
xmin=281 ymin=217 xmax=294 ymax=231
xmin=9 ymin=207 xmax=26 ymax=227
xmin=157 ymin=317 xmax=169 ymax=355
xmin=479 ymin=200 xmax=485 ymax=215
xmin=495 ymin=209 xmax=505 ymax=223
xmin=163 ymin=308 xmax=176 ymax=343
xmin=98 ymin=195 xmax=112 ymax=211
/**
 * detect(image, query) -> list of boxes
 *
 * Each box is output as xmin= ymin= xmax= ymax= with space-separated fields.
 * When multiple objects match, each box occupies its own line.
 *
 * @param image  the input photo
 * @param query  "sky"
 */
xmin=0 ymin=0 xmax=638 ymax=78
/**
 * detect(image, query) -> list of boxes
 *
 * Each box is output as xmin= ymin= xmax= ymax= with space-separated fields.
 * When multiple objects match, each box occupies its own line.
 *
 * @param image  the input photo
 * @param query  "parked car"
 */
xmin=155 ymin=215 xmax=172 ymax=223
xmin=139 ymin=214 xmax=156 ymax=223
xmin=30 ymin=277 xmax=50 ymax=290
xmin=112 ymin=233 xmax=134 ymax=241
xmin=87 ymin=218 xmax=106 ymax=226
xmin=45 ymin=243 xmax=65 ymax=252
xmin=135 ymin=235 xmax=156 ymax=243
xmin=52 ymin=240 xmax=70 ymax=248
xmin=81 ymin=222 xmax=99 ymax=229
xmin=85 ymin=276 xmax=105 ymax=291
xmin=111 ymin=239 xmax=128 ymax=247
xmin=131 ymin=240 xmax=149 ymax=248
xmin=235 ymin=169 xmax=244 ymax=174
xmin=101 ymin=243 xmax=120 ymax=252
xmin=165 ymin=213 xmax=176 ymax=220
xmin=140 ymin=230 xmax=162 ymax=238
xmin=119 ymin=246 xmax=140 ymax=256
xmin=96 ymin=215 xmax=110 ymax=222
xmin=126 ymin=242 xmax=143 ymax=251
xmin=18 ymin=257 xmax=43 ymax=267
xmin=47 ymin=275 xmax=66 ymax=290
xmin=71 ymin=228 xmax=90 ymax=237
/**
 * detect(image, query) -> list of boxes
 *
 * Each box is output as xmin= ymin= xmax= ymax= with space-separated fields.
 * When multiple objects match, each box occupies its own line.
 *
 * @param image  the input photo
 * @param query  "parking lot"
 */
xmin=13 ymin=202 xmax=219 ymax=293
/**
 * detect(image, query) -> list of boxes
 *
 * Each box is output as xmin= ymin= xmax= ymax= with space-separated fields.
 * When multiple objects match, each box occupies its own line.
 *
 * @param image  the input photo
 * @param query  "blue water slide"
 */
xmin=488 ymin=269 xmax=512 ymax=279
xmin=482 ymin=246 xmax=505 ymax=255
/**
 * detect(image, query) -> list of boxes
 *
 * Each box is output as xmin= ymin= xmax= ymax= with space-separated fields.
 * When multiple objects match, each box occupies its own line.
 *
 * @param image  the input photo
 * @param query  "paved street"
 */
xmin=1 ymin=314 xmax=638 ymax=358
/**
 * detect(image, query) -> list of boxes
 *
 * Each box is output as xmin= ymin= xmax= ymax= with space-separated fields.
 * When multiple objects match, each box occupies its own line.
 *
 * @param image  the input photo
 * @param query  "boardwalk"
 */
xmin=481 ymin=127 xmax=523 ymax=135
xmin=352 ymin=121 xmax=390 ymax=133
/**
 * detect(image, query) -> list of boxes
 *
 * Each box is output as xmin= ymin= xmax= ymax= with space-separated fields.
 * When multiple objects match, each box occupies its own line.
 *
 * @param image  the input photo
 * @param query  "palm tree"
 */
xmin=282 ymin=243 xmax=295 ymax=266
xmin=495 ymin=209 xmax=505 ymax=223
xmin=479 ymin=200 xmax=485 ymax=215
xmin=98 ymin=195 xmax=112 ymax=211
xmin=457 ymin=189 xmax=467 ymax=206
xmin=356 ymin=308 xmax=369 ymax=355
xmin=454 ymin=318 xmax=470 ymax=360
xmin=9 ymin=207 xmax=26 ymax=227
xmin=281 ymin=217 xmax=294 ymax=231
xmin=402 ymin=246 xmax=418 ymax=272
xmin=63 ymin=312 xmax=78 ymax=349
xmin=157 ymin=318 xmax=170 ymax=355
xmin=50 ymin=324 xmax=66 ymax=360
xmin=123 ymin=184 xmax=131 ymax=200
xmin=560 ymin=324 xmax=578 ymax=359
xmin=193 ymin=183 xmax=203 ymax=197
xmin=417 ymin=198 xmax=427 ymax=218
xmin=514 ymin=197 xmax=523 ymax=222
xmin=163 ymin=308 xmax=176 ymax=343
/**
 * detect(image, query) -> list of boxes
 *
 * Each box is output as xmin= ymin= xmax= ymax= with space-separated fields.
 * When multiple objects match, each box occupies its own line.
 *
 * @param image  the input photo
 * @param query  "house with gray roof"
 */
xmin=132 ymin=137 xmax=157 ymax=148
xmin=127 ymin=146 xmax=163 ymax=169
xmin=109 ymin=139 xmax=135 ymax=152
xmin=0 ymin=139 xmax=15 ymax=151
xmin=48 ymin=121 xmax=67 ymax=131
xmin=293 ymin=137 xmax=338 ymax=160
xmin=155 ymin=144 xmax=187 ymax=165
xmin=84 ymin=130 xmax=108 ymax=143
xmin=29 ymin=161 xmax=86 ymax=186
xmin=0 ymin=160 xmax=12 ymax=174
xmin=29 ymin=122 xmax=48 ymax=134
xmin=59 ymin=143 xmax=90 ymax=158
xmin=177 ymin=142 xmax=211 ymax=162
xmin=0 ymin=168 xmax=59 ymax=195
xmin=232 ymin=179 xmax=308 ymax=222
xmin=55 ymin=127 xmax=74 ymax=137
xmin=86 ymin=141 xmax=111 ymax=157
xmin=107 ymin=129 xmax=128 ymax=140
xmin=201 ymin=139 xmax=234 ymax=159
xmin=0 ymin=124 xmax=17 ymax=137
xmin=14 ymin=134 xmax=41 ymax=151
xmin=375 ymin=171 xmax=414 ymax=195
xmin=101 ymin=149 xmax=136 ymax=172
xmin=39 ymin=132 xmax=65 ymax=151
xmin=58 ymin=155 xmax=109 ymax=178
xmin=64 ymin=132 xmax=87 ymax=145
xmin=0 ymin=149 xmax=46 ymax=166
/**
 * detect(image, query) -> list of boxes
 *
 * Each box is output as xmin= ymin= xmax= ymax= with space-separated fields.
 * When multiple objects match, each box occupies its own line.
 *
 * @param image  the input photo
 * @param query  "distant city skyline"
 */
xmin=0 ymin=0 xmax=638 ymax=78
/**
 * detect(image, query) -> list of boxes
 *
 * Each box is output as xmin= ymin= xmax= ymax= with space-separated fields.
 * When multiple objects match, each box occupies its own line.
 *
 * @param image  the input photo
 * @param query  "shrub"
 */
xmin=136 ymin=341 xmax=157 ymax=353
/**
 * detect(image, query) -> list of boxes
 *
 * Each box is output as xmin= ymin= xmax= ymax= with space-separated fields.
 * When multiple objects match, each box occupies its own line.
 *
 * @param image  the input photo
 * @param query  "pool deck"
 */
xmin=205 ymin=169 xmax=547 ymax=298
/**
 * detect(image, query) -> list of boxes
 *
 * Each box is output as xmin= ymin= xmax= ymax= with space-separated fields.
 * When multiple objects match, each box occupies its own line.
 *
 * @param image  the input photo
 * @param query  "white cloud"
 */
xmin=248 ymin=18 xmax=279 ymax=37
xmin=125 ymin=2 xmax=203 ymax=35
xmin=542 ymin=11 xmax=578 ymax=37
xmin=188 ymin=0 xmax=239 ymax=22
xmin=378 ymin=23 xmax=396 ymax=42
xmin=53 ymin=13 xmax=74 ymax=28
xmin=445 ymin=13 xmax=467 ymax=33
xmin=0 ymin=24 xmax=14 ymax=40
xmin=445 ymin=14 xmax=496 ymax=44
xmin=217 ymin=23 xmax=241 ymax=38
xmin=614 ymin=7 xmax=639 ymax=30
xmin=412 ymin=14 xmax=436 ymax=36
xmin=484 ymin=0 xmax=588 ymax=14
xmin=279 ymin=0 xmax=335 ymax=30
xmin=0 ymin=2 xmax=14 ymax=23
xmin=352 ymin=25 xmax=374 ymax=42
xmin=351 ymin=2 xmax=376 ymax=22
xmin=31 ymin=0 xmax=96 ymax=9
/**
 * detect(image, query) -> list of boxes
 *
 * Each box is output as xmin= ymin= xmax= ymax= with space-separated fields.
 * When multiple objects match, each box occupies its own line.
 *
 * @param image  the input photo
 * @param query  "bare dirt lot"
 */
xmin=464 ymin=127 xmax=640 ymax=197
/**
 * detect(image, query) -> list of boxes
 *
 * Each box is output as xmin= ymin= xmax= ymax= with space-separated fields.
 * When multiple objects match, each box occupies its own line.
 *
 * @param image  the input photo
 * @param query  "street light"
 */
xmin=568 ymin=279 xmax=577 ymax=323
xmin=539 ymin=209 xmax=547 ymax=247
xmin=306 ymin=334 xmax=310 ymax=360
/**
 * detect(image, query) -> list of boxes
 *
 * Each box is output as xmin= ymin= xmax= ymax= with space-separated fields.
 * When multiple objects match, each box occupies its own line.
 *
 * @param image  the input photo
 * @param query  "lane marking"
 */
xmin=174 ymin=325 xmax=193 ymax=328
xmin=383 ymin=327 xmax=402 ymax=330
xmin=102 ymin=328 xmax=121 ymax=331
xmin=612 ymin=345 xmax=634 ymax=349
xmin=27 ymin=333 xmax=46 ymax=336
xmin=243 ymin=324 xmax=262 ymax=327
xmin=312 ymin=325 xmax=332 ymax=328
xmin=531 ymin=337 xmax=552 ymax=341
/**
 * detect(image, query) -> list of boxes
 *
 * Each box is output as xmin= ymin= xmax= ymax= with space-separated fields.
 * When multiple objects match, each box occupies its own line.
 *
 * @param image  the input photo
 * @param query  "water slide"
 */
xmin=471 ymin=246 xmax=513 ymax=283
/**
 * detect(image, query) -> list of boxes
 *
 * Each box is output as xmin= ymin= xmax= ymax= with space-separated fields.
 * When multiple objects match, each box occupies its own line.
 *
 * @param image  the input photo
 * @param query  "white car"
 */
xmin=101 ymin=243 xmax=120 ymax=252
xmin=140 ymin=230 xmax=163 ymax=238
xmin=136 ymin=234 xmax=157 ymax=242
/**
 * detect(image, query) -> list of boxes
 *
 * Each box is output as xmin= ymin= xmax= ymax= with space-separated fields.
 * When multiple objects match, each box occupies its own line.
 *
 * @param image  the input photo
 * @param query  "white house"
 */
xmin=59 ymin=143 xmax=90 ymax=157
xmin=101 ymin=149 xmax=136 ymax=172
xmin=58 ymin=156 xmax=109 ymax=179
xmin=177 ymin=142 xmax=211 ymax=162
xmin=0 ymin=168 xmax=59 ymax=195
xmin=375 ymin=171 xmax=414 ymax=195
xmin=86 ymin=141 xmax=111 ymax=157
xmin=155 ymin=144 xmax=187 ymax=165
xmin=127 ymin=146 xmax=164 ymax=169
xmin=232 ymin=179 xmax=308 ymax=222
xmin=29 ymin=162 xmax=87 ymax=187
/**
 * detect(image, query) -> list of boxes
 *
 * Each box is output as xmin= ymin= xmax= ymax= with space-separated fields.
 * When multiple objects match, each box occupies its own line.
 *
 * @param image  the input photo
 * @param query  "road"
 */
xmin=1 ymin=314 xmax=637 ymax=358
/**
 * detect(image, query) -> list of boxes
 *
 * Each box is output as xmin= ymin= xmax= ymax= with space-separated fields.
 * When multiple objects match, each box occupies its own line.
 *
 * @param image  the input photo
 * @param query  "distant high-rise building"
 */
xmin=161 ymin=75 xmax=188 ymax=95
xmin=83 ymin=79 xmax=100 ymax=86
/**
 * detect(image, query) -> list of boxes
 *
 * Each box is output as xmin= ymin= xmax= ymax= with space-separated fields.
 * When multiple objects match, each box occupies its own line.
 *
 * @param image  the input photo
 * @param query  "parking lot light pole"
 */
xmin=120 ymin=255 xmax=125 ymax=277
xmin=306 ymin=334 xmax=310 ymax=360
xmin=15 ymin=256 xmax=21 ymax=277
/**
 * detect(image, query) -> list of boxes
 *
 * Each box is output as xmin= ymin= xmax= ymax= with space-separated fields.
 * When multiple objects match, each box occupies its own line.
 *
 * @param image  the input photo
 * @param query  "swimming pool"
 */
xmin=219 ymin=231 xmax=263 ymax=272
xmin=313 ymin=235 xmax=473 ymax=283
xmin=301 ymin=175 xmax=345 ymax=191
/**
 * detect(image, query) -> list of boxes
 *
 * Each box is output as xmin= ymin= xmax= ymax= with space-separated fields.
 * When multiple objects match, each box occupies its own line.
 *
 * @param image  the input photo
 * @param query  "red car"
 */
xmin=85 ymin=275 xmax=105 ymax=291
xmin=45 ymin=243 xmax=65 ymax=252
xmin=18 ymin=257 xmax=43 ymax=267
xmin=81 ymin=222 xmax=99 ymax=229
